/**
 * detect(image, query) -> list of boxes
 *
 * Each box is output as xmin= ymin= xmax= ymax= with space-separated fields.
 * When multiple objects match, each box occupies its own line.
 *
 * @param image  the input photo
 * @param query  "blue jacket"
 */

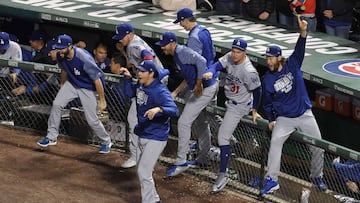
xmin=173 ymin=44 xmax=217 ymax=90
xmin=57 ymin=47 xmax=105 ymax=91
xmin=125 ymin=69 xmax=179 ymax=141
xmin=262 ymin=36 xmax=311 ymax=121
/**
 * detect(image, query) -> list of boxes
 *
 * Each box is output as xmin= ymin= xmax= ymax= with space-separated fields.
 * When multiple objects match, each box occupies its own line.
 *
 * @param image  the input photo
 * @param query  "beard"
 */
xmin=271 ymin=62 xmax=281 ymax=73
xmin=63 ymin=47 xmax=71 ymax=59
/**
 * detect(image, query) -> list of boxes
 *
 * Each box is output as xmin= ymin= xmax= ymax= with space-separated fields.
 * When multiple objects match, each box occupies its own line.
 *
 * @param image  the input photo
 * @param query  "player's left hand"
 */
xmin=251 ymin=109 xmax=262 ymax=124
xmin=298 ymin=15 xmax=308 ymax=31
xmin=193 ymin=82 xmax=203 ymax=96
xmin=144 ymin=107 xmax=162 ymax=120
xmin=98 ymin=99 xmax=107 ymax=112
xmin=268 ymin=121 xmax=276 ymax=131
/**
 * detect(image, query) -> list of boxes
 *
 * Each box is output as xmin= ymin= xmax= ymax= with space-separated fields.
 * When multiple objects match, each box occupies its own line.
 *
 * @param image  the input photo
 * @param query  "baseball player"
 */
xmin=173 ymin=8 xmax=215 ymax=67
xmin=333 ymin=157 xmax=360 ymax=194
xmin=0 ymin=31 xmax=22 ymax=89
xmin=249 ymin=16 xmax=327 ymax=194
xmin=37 ymin=34 xmax=112 ymax=153
xmin=155 ymin=31 xmax=218 ymax=177
xmin=203 ymin=38 xmax=262 ymax=192
xmin=112 ymin=22 xmax=166 ymax=169
xmin=174 ymin=8 xmax=217 ymax=167
xmin=121 ymin=60 xmax=179 ymax=203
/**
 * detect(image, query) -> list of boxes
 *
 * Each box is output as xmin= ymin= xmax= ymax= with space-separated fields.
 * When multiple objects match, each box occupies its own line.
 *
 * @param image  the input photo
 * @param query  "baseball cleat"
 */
xmin=99 ymin=142 xmax=112 ymax=154
xmin=311 ymin=177 xmax=327 ymax=191
xmin=166 ymin=163 xmax=189 ymax=177
xmin=121 ymin=159 xmax=136 ymax=168
xmin=37 ymin=137 xmax=57 ymax=148
xmin=212 ymin=172 xmax=229 ymax=193
xmin=260 ymin=176 xmax=280 ymax=194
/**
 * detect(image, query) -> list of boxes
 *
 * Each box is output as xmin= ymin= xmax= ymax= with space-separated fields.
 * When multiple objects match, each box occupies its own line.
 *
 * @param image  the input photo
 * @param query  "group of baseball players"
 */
xmin=0 ymin=6 xmax=331 ymax=203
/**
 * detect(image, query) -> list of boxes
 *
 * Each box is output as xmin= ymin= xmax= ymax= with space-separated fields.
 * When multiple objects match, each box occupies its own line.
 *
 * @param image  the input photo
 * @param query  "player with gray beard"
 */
xmin=203 ymin=38 xmax=262 ymax=192
xmin=112 ymin=23 xmax=165 ymax=169
xmin=249 ymin=16 xmax=327 ymax=194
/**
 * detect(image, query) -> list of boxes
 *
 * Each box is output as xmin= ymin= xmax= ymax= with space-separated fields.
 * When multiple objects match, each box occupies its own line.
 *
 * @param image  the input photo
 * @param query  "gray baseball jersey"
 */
xmin=126 ymin=35 xmax=163 ymax=68
xmin=219 ymin=53 xmax=261 ymax=104
xmin=217 ymin=53 xmax=261 ymax=146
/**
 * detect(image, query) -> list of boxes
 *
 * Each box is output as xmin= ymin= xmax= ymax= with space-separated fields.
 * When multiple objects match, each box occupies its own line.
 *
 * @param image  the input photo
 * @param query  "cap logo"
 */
xmin=57 ymin=37 xmax=62 ymax=44
xmin=0 ymin=39 xmax=4 ymax=45
xmin=160 ymin=35 xmax=163 ymax=40
xmin=116 ymin=25 xmax=119 ymax=34
xmin=236 ymin=40 xmax=241 ymax=46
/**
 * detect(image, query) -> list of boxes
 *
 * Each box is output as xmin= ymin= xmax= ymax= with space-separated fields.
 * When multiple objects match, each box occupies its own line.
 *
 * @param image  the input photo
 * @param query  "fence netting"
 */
xmin=0 ymin=65 xmax=359 ymax=203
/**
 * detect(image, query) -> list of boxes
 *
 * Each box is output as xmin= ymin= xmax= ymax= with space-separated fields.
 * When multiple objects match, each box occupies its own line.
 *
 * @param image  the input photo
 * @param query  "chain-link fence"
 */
xmin=0 ymin=58 xmax=359 ymax=202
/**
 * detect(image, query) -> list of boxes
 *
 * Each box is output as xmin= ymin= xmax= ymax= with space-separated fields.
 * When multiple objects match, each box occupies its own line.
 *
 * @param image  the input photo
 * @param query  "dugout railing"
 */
xmin=0 ymin=58 xmax=359 ymax=203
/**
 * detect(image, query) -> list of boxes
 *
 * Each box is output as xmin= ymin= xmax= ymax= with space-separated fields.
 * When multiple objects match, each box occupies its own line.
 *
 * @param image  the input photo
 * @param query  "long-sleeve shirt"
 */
xmin=262 ymin=35 xmax=311 ymax=121
xmin=125 ymin=69 xmax=179 ymax=141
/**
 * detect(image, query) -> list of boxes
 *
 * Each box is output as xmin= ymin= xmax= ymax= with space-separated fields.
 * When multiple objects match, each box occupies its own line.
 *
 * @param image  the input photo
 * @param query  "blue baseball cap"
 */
xmin=112 ymin=23 xmax=133 ymax=41
xmin=232 ymin=38 xmax=247 ymax=51
xmin=155 ymin=32 xmax=177 ymax=47
xmin=30 ymin=30 xmax=46 ymax=41
xmin=0 ymin=32 xmax=10 ymax=51
xmin=173 ymin=8 xmax=194 ymax=23
xmin=45 ymin=38 xmax=57 ymax=52
xmin=54 ymin=34 xmax=72 ymax=49
xmin=263 ymin=45 xmax=282 ymax=57
xmin=137 ymin=60 xmax=156 ymax=72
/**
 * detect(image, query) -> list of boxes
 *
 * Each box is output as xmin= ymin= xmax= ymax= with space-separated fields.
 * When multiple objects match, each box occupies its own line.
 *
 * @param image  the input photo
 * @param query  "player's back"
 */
xmin=127 ymin=35 xmax=163 ymax=68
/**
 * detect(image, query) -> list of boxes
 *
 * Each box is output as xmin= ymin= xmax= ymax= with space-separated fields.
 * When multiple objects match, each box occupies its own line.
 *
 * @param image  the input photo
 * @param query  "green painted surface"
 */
xmin=0 ymin=0 xmax=360 ymax=97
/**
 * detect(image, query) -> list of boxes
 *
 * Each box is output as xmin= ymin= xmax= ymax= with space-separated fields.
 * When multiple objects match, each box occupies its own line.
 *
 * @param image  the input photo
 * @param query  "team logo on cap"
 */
xmin=323 ymin=59 xmax=360 ymax=79
xmin=0 ymin=39 xmax=4 ymax=45
xmin=236 ymin=40 xmax=241 ymax=46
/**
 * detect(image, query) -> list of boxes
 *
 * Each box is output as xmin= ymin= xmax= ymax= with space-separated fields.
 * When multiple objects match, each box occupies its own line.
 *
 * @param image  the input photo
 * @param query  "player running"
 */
xmin=249 ymin=16 xmax=328 ymax=194
xmin=203 ymin=38 xmax=262 ymax=192
xmin=37 ymin=34 xmax=112 ymax=153
xmin=121 ymin=60 xmax=178 ymax=203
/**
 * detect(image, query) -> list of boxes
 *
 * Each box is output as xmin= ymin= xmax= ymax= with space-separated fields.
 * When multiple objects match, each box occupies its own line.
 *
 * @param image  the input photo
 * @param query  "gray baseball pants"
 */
xmin=46 ymin=81 xmax=110 ymax=145
xmin=175 ymin=83 xmax=218 ymax=165
xmin=136 ymin=138 xmax=167 ymax=203
xmin=127 ymin=98 xmax=138 ymax=161
xmin=266 ymin=109 xmax=324 ymax=181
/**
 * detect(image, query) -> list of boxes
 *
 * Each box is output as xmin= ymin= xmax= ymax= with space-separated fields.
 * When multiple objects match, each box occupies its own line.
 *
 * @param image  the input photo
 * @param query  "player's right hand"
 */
xmin=120 ymin=67 xmax=132 ymax=78
xmin=203 ymin=72 xmax=213 ymax=80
